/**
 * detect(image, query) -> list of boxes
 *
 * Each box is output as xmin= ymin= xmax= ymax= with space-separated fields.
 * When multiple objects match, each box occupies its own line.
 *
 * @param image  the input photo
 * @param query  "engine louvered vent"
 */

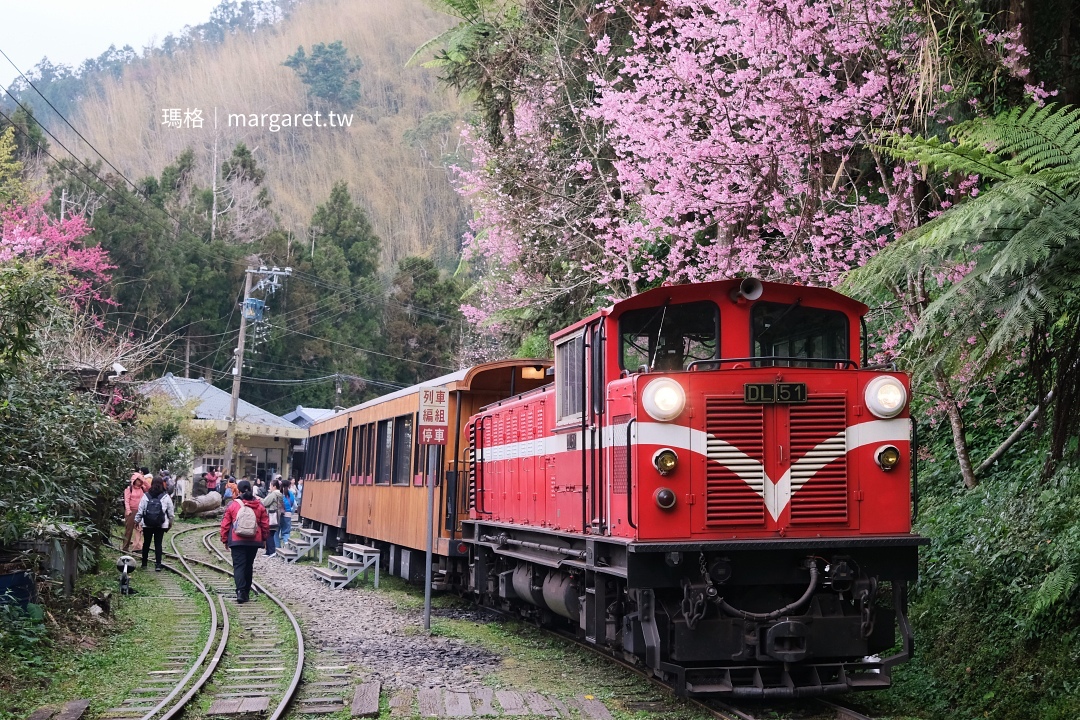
xmin=705 ymin=398 xmax=765 ymax=525
xmin=789 ymin=395 xmax=848 ymax=524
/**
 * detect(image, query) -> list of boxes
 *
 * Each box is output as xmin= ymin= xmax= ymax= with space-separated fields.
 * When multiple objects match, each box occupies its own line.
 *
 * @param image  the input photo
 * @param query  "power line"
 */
xmin=0 ymin=47 xmax=466 ymax=323
xmin=0 ymin=46 xmax=143 ymax=196
xmin=0 ymin=54 xmax=465 ymax=384
xmin=263 ymin=322 xmax=454 ymax=370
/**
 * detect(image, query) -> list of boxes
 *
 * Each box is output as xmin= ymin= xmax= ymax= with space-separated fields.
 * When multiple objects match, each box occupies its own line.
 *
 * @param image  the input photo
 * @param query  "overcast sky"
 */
xmin=0 ymin=0 xmax=221 ymax=86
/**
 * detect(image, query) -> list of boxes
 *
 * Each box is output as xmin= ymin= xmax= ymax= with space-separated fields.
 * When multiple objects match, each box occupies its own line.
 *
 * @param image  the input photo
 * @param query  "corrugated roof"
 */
xmin=140 ymin=373 xmax=296 ymax=429
xmin=282 ymin=406 xmax=336 ymax=426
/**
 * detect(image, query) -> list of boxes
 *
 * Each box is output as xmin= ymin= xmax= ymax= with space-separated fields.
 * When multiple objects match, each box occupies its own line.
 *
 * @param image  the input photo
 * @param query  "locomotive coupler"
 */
xmin=679 ymin=577 xmax=708 ymax=629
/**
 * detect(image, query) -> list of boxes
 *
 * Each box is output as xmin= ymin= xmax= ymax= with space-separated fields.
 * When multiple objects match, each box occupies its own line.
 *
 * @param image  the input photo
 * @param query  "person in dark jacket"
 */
xmin=135 ymin=477 xmax=175 ymax=571
xmin=220 ymin=479 xmax=271 ymax=603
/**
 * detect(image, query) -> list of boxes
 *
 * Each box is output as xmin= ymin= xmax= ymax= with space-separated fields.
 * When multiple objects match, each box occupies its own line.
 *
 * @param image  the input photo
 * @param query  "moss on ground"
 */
xmin=0 ymin=548 xmax=203 ymax=720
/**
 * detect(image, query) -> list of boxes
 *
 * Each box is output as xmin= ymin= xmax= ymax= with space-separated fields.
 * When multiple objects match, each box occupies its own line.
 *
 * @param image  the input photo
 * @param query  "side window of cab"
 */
xmin=555 ymin=333 xmax=584 ymax=424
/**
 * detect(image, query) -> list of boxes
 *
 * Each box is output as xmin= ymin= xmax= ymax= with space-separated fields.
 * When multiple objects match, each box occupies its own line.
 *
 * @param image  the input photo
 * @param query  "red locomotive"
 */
xmin=301 ymin=278 xmax=926 ymax=698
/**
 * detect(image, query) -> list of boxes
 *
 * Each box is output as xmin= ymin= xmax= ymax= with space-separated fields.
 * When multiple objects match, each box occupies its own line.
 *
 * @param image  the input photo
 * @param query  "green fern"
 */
xmin=846 ymin=104 xmax=1080 ymax=471
xmin=850 ymin=104 xmax=1080 ymax=356
xmin=1030 ymin=564 xmax=1076 ymax=619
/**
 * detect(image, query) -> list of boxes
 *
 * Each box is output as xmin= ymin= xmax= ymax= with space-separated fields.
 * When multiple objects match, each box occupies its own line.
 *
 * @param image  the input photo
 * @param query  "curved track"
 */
xmin=105 ymin=524 xmax=305 ymax=720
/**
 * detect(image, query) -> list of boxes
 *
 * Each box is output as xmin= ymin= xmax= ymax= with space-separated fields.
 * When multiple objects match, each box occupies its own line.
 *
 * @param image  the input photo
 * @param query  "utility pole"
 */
xmin=223 ymin=265 xmax=292 ymax=476
xmin=223 ymin=269 xmax=253 ymax=476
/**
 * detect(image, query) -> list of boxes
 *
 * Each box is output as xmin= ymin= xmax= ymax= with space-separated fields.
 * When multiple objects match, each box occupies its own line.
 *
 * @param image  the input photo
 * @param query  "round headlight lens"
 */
xmin=642 ymin=378 xmax=686 ymax=422
xmin=875 ymin=445 xmax=901 ymax=470
xmin=865 ymin=377 xmax=907 ymax=418
xmin=653 ymin=449 xmax=678 ymax=475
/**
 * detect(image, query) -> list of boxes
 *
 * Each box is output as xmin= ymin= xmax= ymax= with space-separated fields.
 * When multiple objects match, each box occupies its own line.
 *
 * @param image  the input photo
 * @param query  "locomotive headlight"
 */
xmin=654 ymin=487 xmax=677 ymax=510
xmin=865 ymin=377 xmax=907 ymax=418
xmin=642 ymin=378 xmax=686 ymax=422
xmin=875 ymin=445 xmax=902 ymax=471
xmin=653 ymin=448 xmax=679 ymax=475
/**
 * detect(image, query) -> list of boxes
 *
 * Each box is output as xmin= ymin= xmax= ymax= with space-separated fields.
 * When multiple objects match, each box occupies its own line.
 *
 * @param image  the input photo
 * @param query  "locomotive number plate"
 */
xmin=744 ymin=382 xmax=807 ymax=404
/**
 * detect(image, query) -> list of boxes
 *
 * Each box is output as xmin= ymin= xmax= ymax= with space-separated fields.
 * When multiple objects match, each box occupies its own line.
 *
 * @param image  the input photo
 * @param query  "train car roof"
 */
xmin=550 ymin=279 xmax=868 ymax=342
xmin=327 ymin=358 xmax=552 ymax=416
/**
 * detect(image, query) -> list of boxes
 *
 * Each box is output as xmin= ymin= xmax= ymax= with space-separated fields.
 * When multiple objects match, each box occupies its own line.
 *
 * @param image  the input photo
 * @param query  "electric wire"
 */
xmin=0 ymin=46 xmax=144 ymax=195
xmin=0 ymin=49 xmax=463 ymax=327
xmin=0 ymin=56 xmax=464 ymax=384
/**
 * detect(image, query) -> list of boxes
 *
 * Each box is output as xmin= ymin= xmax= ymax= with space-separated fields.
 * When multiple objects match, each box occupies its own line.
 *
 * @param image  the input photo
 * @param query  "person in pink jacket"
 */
xmin=219 ymin=480 xmax=271 ymax=603
xmin=122 ymin=475 xmax=147 ymax=551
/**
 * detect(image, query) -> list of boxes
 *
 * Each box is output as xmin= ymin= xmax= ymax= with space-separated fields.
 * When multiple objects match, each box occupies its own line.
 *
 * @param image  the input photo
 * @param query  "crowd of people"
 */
xmin=121 ymin=464 xmax=304 ymax=603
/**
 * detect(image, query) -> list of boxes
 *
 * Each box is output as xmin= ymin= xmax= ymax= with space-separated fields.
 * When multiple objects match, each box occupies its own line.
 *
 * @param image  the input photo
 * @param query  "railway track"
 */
xmin=533 ymin=612 xmax=882 ymax=720
xmin=100 ymin=524 xmax=305 ymax=720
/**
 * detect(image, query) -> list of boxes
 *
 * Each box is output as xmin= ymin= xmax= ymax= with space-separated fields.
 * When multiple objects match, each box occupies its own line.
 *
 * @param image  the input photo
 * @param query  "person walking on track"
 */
xmin=220 ymin=480 xmax=270 ymax=604
xmin=122 ymin=474 xmax=147 ymax=552
xmin=135 ymin=477 xmax=175 ymax=571
xmin=261 ymin=478 xmax=283 ymax=558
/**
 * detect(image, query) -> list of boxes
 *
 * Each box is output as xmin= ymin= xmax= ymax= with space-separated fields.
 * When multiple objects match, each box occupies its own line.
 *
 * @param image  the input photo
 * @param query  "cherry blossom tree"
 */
xmin=0 ymin=197 xmax=113 ymax=304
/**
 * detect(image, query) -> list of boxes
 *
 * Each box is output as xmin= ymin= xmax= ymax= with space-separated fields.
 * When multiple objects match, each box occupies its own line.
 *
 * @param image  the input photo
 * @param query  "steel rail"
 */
xmin=817 ymin=699 xmax=880 ymax=720
xmin=198 ymin=529 xmax=307 ymax=720
xmin=473 ymin=601 xmax=754 ymax=720
xmin=127 ymin=532 xmax=223 ymax=720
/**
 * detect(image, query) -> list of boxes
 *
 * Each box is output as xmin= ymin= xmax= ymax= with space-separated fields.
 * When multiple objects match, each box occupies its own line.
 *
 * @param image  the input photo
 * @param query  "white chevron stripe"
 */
xmin=474 ymin=418 xmax=910 ymax=522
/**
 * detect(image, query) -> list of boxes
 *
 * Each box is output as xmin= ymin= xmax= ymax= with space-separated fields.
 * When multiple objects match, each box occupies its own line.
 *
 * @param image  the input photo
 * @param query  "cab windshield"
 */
xmin=620 ymin=301 xmax=719 ymax=372
xmin=750 ymin=301 xmax=848 ymax=367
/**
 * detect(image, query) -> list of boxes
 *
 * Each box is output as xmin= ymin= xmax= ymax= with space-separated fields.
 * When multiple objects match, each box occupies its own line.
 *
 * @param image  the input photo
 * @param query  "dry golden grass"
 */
xmin=61 ymin=0 xmax=467 ymax=268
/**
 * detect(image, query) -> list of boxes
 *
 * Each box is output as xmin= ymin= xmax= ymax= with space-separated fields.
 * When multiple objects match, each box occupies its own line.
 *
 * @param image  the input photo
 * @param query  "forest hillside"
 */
xmin=54 ymin=0 xmax=467 ymax=269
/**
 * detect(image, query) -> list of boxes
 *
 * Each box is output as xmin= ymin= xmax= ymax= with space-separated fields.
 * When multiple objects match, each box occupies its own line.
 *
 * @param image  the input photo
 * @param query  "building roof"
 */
xmin=282 ymin=406 xmax=337 ymax=427
xmin=141 ymin=373 xmax=297 ymax=430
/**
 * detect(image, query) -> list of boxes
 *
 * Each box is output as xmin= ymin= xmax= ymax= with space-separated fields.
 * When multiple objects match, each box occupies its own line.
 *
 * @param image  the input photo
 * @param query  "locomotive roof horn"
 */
xmin=730 ymin=277 xmax=764 ymax=303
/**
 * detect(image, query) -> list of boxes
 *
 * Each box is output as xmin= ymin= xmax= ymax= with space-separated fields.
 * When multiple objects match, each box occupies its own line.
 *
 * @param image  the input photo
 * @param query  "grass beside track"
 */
xmin=0 ymin=549 xmax=204 ymax=720
xmin=360 ymin=574 xmax=714 ymax=720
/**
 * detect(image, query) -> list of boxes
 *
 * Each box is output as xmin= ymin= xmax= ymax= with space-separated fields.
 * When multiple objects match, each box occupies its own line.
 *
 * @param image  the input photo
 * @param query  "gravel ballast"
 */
xmin=247 ymin=553 xmax=502 ymax=690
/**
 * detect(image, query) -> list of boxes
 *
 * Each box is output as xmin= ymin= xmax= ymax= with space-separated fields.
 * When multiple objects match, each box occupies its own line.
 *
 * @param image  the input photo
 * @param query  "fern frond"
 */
xmin=953 ymin=104 xmax=1080 ymax=172
xmin=1030 ymin=564 xmax=1077 ymax=618
xmin=877 ymin=134 xmax=1012 ymax=180
xmin=985 ymin=197 xmax=1080 ymax=279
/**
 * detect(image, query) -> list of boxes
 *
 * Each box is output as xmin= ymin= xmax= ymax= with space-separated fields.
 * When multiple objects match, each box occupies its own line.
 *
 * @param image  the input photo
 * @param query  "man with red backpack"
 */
xmin=220 ymin=479 xmax=270 ymax=603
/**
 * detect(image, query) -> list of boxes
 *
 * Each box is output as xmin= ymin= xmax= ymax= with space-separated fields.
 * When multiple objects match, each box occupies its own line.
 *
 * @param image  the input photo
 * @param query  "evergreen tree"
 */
xmin=377 ymin=256 xmax=462 ymax=386
xmin=284 ymin=41 xmax=363 ymax=107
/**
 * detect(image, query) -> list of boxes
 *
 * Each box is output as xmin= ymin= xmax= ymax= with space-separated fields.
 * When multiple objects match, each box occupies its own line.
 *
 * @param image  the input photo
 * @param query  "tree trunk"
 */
xmin=182 ymin=491 xmax=221 ymax=516
xmin=932 ymin=365 xmax=978 ymax=488
xmin=976 ymin=389 xmax=1053 ymax=476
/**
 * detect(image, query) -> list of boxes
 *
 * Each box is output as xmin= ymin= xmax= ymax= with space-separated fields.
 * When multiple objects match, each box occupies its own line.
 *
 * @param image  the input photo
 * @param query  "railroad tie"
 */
xmin=442 ymin=690 xmax=472 ymax=717
xmin=350 ymin=682 xmax=380 ymax=718
xmin=470 ymin=688 xmax=495 ymax=716
xmin=494 ymin=690 xmax=528 ymax=716
xmin=389 ymin=689 xmax=414 ymax=717
xmin=417 ymin=689 xmax=443 ymax=717
xmin=573 ymin=695 xmax=614 ymax=720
